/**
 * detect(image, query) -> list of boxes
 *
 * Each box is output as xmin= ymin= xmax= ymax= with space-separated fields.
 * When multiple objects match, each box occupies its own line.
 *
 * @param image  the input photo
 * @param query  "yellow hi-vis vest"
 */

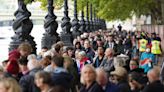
xmin=151 ymin=40 xmax=161 ymax=54
xmin=139 ymin=39 xmax=148 ymax=52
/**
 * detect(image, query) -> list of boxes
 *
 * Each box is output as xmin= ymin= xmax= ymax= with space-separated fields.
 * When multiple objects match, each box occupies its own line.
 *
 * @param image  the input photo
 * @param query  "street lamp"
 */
xmin=85 ymin=1 xmax=90 ymax=32
xmin=90 ymin=4 xmax=93 ymax=32
xmin=79 ymin=7 xmax=86 ymax=33
xmin=9 ymin=0 xmax=36 ymax=54
xmin=72 ymin=0 xmax=81 ymax=38
xmin=61 ymin=0 xmax=73 ymax=46
xmin=41 ymin=0 xmax=60 ymax=49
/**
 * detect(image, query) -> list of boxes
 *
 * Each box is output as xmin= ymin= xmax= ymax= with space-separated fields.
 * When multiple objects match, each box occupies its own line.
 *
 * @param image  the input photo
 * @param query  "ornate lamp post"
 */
xmin=9 ymin=0 xmax=36 ymax=54
xmin=61 ymin=0 xmax=73 ymax=46
xmin=90 ymin=4 xmax=93 ymax=32
xmin=93 ymin=8 xmax=96 ymax=31
xmin=41 ymin=0 xmax=60 ymax=49
xmin=72 ymin=0 xmax=81 ymax=38
xmin=85 ymin=2 xmax=90 ymax=32
xmin=79 ymin=7 xmax=86 ymax=33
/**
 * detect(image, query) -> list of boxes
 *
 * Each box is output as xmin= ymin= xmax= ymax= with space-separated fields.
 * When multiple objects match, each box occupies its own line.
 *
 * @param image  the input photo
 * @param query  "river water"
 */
xmin=0 ymin=25 xmax=46 ymax=62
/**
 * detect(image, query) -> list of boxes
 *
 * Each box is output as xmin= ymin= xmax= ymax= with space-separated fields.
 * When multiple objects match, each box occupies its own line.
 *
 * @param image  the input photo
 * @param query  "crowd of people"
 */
xmin=1 ymin=29 xmax=164 ymax=92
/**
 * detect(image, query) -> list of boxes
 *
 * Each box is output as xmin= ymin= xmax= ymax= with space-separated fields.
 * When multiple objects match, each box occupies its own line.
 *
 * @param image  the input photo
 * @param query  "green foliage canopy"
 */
xmin=24 ymin=0 xmax=158 ymax=21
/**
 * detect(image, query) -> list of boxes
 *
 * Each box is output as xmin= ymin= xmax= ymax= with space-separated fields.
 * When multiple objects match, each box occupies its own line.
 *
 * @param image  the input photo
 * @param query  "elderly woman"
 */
xmin=78 ymin=51 xmax=91 ymax=72
xmin=110 ymin=66 xmax=131 ymax=92
xmin=80 ymin=65 xmax=104 ymax=92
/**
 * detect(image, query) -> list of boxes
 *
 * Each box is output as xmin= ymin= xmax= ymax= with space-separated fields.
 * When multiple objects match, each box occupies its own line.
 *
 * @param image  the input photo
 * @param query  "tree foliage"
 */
xmin=24 ymin=0 xmax=160 ymax=22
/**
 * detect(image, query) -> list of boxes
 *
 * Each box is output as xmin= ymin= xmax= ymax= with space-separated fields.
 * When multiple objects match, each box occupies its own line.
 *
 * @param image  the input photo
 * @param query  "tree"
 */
xmin=24 ymin=0 xmax=162 ymax=24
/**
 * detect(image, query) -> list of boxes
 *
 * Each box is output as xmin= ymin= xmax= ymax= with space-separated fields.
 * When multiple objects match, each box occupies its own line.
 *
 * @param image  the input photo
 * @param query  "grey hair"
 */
xmin=78 ymin=51 xmax=86 ymax=56
xmin=27 ymin=54 xmax=37 ymax=61
xmin=43 ymin=50 xmax=53 ymax=58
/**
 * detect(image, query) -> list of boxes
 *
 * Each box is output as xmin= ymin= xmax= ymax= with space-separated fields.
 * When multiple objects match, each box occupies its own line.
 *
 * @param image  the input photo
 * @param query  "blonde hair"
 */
xmin=80 ymin=65 xmax=96 ymax=85
xmin=18 ymin=42 xmax=32 ymax=53
xmin=0 ymin=78 xmax=21 ymax=92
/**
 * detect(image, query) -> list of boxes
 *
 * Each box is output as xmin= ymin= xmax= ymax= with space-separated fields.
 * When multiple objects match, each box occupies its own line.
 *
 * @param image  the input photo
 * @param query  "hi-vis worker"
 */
xmin=139 ymin=38 xmax=148 ymax=52
xmin=151 ymin=40 xmax=162 ymax=55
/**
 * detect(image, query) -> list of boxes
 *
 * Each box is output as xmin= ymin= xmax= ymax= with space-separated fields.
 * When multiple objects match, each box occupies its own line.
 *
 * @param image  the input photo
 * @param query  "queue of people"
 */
xmin=0 ymin=29 xmax=164 ymax=92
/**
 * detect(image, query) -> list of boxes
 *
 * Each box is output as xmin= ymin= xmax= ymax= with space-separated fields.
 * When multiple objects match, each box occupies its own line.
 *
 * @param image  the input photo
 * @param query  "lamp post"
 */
xmin=93 ymin=8 xmax=96 ymax=31
xmin=72 ymin=0 xmax=81 ymax=38
xmin=85 ymin=2 xmax=90 ymax=32
xmin=90 ymin=4 xmax=93 ymax=32
xmin=41 ymin=0 xmax=60 ymax=49
xmin=9 ymin=0 xmax=36 ymax=54
xmin=61 ymin=0 xmax=73 ymax=46
xmin=79 ymin=7 xmax=86 ymax=33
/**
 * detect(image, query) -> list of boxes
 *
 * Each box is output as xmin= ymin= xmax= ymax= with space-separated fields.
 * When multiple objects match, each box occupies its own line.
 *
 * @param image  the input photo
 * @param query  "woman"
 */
xmin=80 ymin=65 xmax=104 ymax=92
xmin=78 ymin=51 xmax=91 ymax=72
xmin=0 ymin=78 xmax=21 ymax=92
xmin=129 ymin=59 xmax=139 ymax=71
xmin=75 ymin=41 xmax=83 ymax=51
xmin=110 ymin=66 xmax=131 ymax=92
xmin=35 ymin=71 xmax=53 ymax=92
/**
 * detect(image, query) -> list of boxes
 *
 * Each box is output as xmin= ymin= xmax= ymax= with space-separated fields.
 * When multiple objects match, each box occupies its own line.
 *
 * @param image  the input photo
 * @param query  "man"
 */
xmin=18 ymin=57 xmax=29 ymax=77
xmin=104 ymin=33 xmax=117 ymax=53
xmin=93 ymin=46 xmax=105 ymax=68
xmin=142 ymin=67 xmax=164 ymax=92
xmin=19 ymin=56 xmax=41 ymax=92
xmin=117 ymin=24 xmax=122 ymax=31
xmin=100 ymin=48 xmax=115 ymax=75
xmin=51 ymin=56 xmax=72 ymax=91
xmin=96 ymin=68 xmax=119 ymax=92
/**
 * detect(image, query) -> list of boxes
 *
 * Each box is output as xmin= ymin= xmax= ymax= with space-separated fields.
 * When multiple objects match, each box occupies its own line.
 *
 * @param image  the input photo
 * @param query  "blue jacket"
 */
xmin=140 ymin=52 xmax=155 ymax=63
xmin=52 ymin=67 xmax=72 ymax=90
xmin=105 ymin=82 xmax=119 ymax=92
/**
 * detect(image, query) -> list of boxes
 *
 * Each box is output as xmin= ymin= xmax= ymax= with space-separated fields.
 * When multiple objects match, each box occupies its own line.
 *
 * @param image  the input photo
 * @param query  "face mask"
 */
xmin=146 ymin=48 xmax=150 ymax=52
xmin=131 ymin=65 xmax=138 ymax=69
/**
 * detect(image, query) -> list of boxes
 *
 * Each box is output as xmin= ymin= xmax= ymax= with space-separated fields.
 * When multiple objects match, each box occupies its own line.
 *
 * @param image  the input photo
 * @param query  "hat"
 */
xmin=110 ymin=67 xmax=127 ymax=77
xmin=8 ymin=50 xmax=20 ymax=61
xmin=7 ymin=58 xmax=19 ymax=75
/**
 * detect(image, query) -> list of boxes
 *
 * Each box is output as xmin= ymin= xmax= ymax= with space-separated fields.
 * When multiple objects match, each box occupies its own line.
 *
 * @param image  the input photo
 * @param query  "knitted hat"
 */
xmin=7 ymin=58 xmax=19 ymax=75
xmin=7 ymin=49 xmax=20 ymax=75
xmin=8 ymin=50 xmax=20 ymax=61
xmin=110 ymin=66 xmax=127 ymax=77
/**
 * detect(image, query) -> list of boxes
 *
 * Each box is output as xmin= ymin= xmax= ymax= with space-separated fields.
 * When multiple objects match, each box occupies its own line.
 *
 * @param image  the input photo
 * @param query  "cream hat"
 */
xmin=110 ymin=66 xmax=127 ymax=77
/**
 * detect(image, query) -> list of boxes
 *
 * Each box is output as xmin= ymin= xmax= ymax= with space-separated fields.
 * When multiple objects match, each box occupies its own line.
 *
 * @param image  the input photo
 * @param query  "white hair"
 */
xmin=43 ymin=50 xmax=53 ymax=58
xmin=78 ymin=51 xmax=86 ymax=56
xmin=27 ymin=54 xmax=37 ymax=61
xmin=27 ymin=54 xmax=40 ymax=70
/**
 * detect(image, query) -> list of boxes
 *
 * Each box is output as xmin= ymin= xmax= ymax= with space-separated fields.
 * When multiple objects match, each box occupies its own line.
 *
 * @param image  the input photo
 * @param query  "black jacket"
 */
xmin=117 ymin=80 xmax=131 ymax=92
xmin=142 ymin=80 xmax=164 ymax=92
xmin=52 ymin=72 xmax=72 ymax=90
xmin=80 ymin=81 xmax=104 ymax=92
xmin=19 ymin=68 xmax=42 ymax=92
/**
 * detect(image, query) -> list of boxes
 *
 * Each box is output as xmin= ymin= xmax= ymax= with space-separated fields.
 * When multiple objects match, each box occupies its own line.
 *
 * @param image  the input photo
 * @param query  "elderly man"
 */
xmin=96 ymin=68 xmax=119 ymax=92
xmin=142 ymin=67 xmax=164 ymax=92
xmin=100 ymin=48 xmax=115 ymax=75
